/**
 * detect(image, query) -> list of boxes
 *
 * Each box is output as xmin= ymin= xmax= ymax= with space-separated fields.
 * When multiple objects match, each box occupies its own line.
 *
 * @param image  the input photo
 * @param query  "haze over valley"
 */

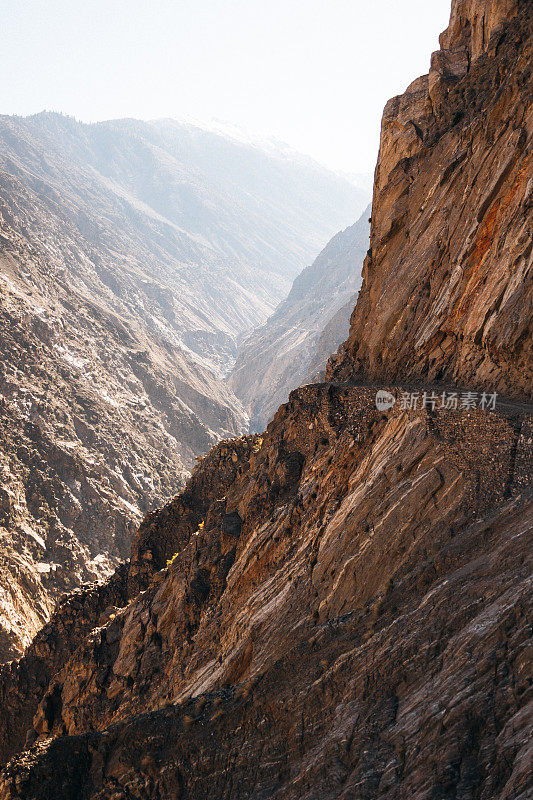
xmin=0 ymin=110 xmax=368 ymax=657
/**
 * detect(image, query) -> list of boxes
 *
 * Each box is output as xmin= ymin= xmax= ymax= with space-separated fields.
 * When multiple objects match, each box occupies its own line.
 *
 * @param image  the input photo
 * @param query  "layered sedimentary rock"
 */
xmin=229 ymin=207 xmax=370 ymax=430
xmin=327 ymin=0 xmax=532 ymax=399
xmin=0 ymin=112 xmax=365 ymax=658
xmin=0 ymin=383 xmax=531 ymax=798
xmin=0 ymin=1 xmax=531 ymax=798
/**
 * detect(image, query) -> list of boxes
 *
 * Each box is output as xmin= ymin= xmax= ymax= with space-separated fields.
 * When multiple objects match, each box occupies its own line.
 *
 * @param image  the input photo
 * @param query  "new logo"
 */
xmin=375 ymin=390 xmax=395 ymax=411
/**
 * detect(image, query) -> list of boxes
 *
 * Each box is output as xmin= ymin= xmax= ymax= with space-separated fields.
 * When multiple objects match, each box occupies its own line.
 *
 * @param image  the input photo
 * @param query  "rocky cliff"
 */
xmin=327 ymin=0 xmax=532 ymax=399
xmin=229 ymin=207 xmax=370 ymax=430
xmin=0 ymin=1 xmax=531 ymax=798
xmin=0 ymin=114 xmax=364 ymax=659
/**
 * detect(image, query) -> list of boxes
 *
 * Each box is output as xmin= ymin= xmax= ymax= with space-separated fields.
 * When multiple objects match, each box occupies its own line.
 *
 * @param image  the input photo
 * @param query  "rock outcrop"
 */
xmin=0 ymin=564 xmax=129 ymax=768
xmin=0 ymin=114 xmax=364 ymax=658
xmin=0 ymin=1 xmax=531 ymax=798
xmin=229 ymin=207 xmax=370 ymax=430
xmin=327 ymin=0 xmax=532 ymax=399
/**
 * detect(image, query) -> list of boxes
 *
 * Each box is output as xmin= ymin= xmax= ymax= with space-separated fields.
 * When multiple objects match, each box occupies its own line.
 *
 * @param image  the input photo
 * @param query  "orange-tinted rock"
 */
xmin=0 ymin=2 xmax=531 ymax=798
xmin=327 ymin=1 xmax=532 ymax=400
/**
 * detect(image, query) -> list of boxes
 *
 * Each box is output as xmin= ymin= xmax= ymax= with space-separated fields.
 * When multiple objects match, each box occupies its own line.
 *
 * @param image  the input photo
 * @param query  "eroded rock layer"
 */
xmin=0 ymin=383 xmax=531 ymax=798
xmin=327 ymin=0 xmax=532 ymax=399
xmin=0 ymin=1 xmax=531 ymax=798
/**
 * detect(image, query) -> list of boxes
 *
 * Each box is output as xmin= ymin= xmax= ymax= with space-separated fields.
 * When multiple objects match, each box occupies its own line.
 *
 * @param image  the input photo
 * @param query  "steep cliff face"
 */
xmin=0 ymin=113 xmax=365 ymax=659
xmin=1 ymin=384 xmax=531 ymax=798
xmin=327 ymin=0 xmax=532 ymax=399
xmin=0 ymin=2 xmax=531 ymax=798
xmin=229 ymin=207 xmax=370 ymax=430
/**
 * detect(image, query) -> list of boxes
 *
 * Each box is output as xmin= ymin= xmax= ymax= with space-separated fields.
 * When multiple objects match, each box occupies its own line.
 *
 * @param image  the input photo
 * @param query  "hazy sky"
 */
xmin=1 ymin=0 xmax=451 ymax=173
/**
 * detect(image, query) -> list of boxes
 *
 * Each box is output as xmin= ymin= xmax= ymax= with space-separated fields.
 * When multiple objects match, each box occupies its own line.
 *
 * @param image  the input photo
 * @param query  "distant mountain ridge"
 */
xmin=0 ymin=112 xmax=368 ymax=374
xmin=228 ymin=205 xmax=371 ymax=429
xmin=0 ymin=111 xmax=368 ymax=658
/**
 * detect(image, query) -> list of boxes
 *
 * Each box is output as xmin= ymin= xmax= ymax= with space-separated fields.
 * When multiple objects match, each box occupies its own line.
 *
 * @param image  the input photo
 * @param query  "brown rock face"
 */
xmin=441 ymin=0 xmax=521 ymax=60
xmin=0 ymin=384 xmax=531 ymax=798
xmin=0 ymin=564 xmax=129 ymax=768
xmin=0 ymin=2 xmax=531 ymax=798
xmin=327 ymin=0 xmax=532 ymax=399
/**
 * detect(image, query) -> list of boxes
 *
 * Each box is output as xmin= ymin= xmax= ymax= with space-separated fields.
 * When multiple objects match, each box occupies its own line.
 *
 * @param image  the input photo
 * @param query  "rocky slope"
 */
xmin=327 ymin=0 xmax=532 ymax=400
xmin=0 ymin=209 xmax=245 ymax=662
xmin=0 ymin=115 xmax=365 ymax=659
xmin=1 ymin=384 xmax=531 ymax=798
xmin=229 ymin=207 xmax=370 ymax=430
xmin=0 ymin=113 xmax=367 ymax=373
xmin=0 ymin=1 xmax=532 ymax=798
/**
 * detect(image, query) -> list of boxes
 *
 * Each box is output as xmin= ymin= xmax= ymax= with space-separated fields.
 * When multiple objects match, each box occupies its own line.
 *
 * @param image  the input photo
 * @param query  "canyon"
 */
xmin=229 ymin=206 xmax=370 ymax=431
xmin=0 ymin=114 xmax=366 ymax=660
xmin=0 ymin=0 xmax=531 ymax=798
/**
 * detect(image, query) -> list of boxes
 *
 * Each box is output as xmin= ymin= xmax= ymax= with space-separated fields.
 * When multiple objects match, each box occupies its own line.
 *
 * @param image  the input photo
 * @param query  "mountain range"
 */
xmin=0 ymin=113 xmax=367 ymax=658
xmin=0 ymin=1 xmax=531 ymax=797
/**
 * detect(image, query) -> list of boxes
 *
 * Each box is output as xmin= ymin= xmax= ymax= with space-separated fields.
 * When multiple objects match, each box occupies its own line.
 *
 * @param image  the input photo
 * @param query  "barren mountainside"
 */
xmin=229 ymin=206 xmax=370 ymax=430
xmin=0 ymin=115 xmax=365 ymax=660
xmin=0 ymin=114 xmax=368 ymax=374
xmin=0 ymin=1 xmax=532 ymax=799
